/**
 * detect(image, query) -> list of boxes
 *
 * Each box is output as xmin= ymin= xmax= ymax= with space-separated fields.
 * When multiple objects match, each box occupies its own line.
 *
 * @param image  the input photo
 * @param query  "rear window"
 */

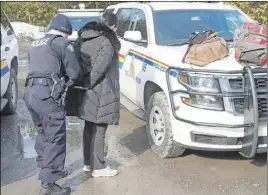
xmin=68 ymin=16 xmax=101 ymax=31
xmin=105 ymin=9 xmax=115 ymax=13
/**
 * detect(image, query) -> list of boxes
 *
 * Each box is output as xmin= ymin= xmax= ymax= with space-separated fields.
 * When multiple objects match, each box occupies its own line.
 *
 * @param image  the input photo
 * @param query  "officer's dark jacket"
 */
xmin=28 ymin=34 xmax=81 ymax=82
xmin=73 ymin=21 xmax=121 ymax=125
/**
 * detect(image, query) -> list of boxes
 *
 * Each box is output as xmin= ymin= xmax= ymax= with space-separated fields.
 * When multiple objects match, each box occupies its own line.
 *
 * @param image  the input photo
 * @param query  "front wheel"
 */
xmin=2 ymin=68 xmax=18 ymax=115
xmin=146 ymin=91 xmax=185 ymax=158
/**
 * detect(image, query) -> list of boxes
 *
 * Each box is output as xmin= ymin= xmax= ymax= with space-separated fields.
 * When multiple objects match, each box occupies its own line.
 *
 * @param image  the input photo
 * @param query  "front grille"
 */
xmin=255 ymin=78 xmax=267 ymax=89
xmin=191 ymin=133 xmax=267 ymax=145
xmin=229 ymin=78 xmax=243 ymax=89
xmin=234 ymin=98 xmax=267 ymax=118
xmin=229 ymin=77 xmax=267 ymax=90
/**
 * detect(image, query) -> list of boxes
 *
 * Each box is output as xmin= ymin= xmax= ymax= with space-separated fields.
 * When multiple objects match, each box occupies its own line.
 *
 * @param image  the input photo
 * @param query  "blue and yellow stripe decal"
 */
xmin=118 ymin=53 xmax=125 ymax=69
xmin=1 ymin=59 xmax=10 ymax=78
xmin=118 ymin=49 xmax=177 ymax=77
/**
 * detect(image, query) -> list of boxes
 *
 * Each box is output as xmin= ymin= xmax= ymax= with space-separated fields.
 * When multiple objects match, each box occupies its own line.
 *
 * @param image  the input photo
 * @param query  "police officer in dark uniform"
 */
xmin=24 ymin=14 xmax=81 ymax=195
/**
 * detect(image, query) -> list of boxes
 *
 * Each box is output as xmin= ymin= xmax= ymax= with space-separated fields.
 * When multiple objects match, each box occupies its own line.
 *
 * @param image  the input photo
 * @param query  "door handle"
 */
xmin=5 ymin=47 xmax=10 ymax=51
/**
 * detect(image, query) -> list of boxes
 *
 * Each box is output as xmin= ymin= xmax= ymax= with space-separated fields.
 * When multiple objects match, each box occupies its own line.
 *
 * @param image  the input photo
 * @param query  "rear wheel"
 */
xmin=3 ymin=68 xmax=18 ymax=115
xmin=146 ymin=91 xmax=185 ymax=158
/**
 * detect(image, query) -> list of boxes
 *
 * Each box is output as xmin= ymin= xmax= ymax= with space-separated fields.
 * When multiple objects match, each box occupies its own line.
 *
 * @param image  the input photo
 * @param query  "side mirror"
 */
xmin=6 ymin=28 xmax=13 ymax=36
xmin=123 ymin=31 xmax=142 ymax=42
xmin=39 ymin=26 xmax=46 ymax=32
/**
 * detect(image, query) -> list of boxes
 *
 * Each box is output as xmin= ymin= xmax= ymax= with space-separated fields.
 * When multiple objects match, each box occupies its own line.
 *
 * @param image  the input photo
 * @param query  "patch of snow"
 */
xmin=11 ymin=22 xmax=45 ymax=40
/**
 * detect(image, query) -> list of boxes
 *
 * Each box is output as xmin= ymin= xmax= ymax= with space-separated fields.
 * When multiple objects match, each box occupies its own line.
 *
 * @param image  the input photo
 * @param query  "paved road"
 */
xmin=1 ymin=40 xmax=267 ymax=195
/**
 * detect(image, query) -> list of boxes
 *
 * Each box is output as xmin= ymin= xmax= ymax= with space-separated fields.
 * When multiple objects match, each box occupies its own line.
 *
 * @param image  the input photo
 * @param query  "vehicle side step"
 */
xmin=1 ymin=98 xmax=8 ymax=111
xmin=120 ymin=93 xmax=146 ymax=121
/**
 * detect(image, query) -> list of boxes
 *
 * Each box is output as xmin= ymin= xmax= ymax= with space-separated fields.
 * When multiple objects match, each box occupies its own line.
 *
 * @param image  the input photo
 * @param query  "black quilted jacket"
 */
xmin=67 ymin=21 xmax=121 ymax=125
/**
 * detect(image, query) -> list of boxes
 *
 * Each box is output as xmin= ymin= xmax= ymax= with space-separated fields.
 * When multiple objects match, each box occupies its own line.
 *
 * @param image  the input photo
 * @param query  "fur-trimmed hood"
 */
xmin=78 ymin=21 xmax=121 ymax=51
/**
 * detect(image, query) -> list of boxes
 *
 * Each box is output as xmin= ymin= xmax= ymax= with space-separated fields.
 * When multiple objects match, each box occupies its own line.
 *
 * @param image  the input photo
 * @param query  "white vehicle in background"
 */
xmin=58 ymin=3 xmax=104 ymax=42
xmin=106 ymin=2 xmax=267 ymax=159
xmin=1 ymin=8 xmax=19 ymax=115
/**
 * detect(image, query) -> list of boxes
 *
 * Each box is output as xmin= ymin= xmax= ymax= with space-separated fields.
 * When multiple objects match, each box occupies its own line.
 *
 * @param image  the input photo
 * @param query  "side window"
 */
xmin=116 ymin=8 xmax=133 ymax=38
xmin=130 ymin=9 xmax=148 ymax=41
xmin=1 ymin=11 xmax=14 ymax=35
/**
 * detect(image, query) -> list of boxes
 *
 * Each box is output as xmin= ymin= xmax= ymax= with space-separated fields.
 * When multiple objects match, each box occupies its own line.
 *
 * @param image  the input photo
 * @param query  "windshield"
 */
xmin=154 ymin=9 xmax=249 ymax=45
xmin=68 ymin=16 xmax=101 ymax=31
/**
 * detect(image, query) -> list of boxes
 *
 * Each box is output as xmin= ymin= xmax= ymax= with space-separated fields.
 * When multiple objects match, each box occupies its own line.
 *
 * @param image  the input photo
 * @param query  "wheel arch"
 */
xmin=143 ymin=81 xmax=163 ymax=110
xmin=11 ymin=56 xmax=18 ymax=75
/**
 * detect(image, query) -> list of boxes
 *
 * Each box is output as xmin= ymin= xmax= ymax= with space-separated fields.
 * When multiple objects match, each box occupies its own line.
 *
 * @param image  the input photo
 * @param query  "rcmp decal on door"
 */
xmin=128 ymin=56 xmax=136 ymax=79
xmin=119 ymin=53 xmax=138 ymax=81
xmin=118 ymin=50 xmax=177 ymax=82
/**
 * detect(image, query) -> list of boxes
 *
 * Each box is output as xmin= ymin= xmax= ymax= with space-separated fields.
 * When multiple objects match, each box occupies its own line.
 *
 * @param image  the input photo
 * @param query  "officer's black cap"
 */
xmin=101 ymin=12 xmax=119 ymax=27
xmin=47 ymin=14 xmax=73 ymax=35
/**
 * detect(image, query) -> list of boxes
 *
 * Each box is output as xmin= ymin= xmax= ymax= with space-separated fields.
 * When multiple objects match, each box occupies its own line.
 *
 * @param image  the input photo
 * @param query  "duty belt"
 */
xmin=26 ymin=78 xmax=53 ymax=87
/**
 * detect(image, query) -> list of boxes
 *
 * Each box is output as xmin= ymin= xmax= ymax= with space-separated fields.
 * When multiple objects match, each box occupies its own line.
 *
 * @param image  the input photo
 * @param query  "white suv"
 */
xmin=58 ymin=4 xmax=104 ymax=42
xmin=1 ymin=8 xmax=19 ymax=115
xmin=106 ymin=2 xmax=267 ymax=159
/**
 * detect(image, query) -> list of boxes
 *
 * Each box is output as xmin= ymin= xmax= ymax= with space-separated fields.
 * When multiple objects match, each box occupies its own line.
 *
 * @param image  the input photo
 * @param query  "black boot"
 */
xmin=40 ymin=182 xmax=71 ymax=195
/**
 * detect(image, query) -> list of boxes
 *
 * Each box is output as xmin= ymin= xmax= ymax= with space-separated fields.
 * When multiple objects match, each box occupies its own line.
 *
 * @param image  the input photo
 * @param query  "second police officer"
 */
xmin=24 ymin=14 xmax=82 ymax=195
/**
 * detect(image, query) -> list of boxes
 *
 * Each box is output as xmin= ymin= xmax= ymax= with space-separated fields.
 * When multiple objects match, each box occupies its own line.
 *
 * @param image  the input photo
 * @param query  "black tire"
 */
xmin=146 ymin=91 xmax=185 ymax=158
xmin=2 ymin=68 xmax=18 ymax=115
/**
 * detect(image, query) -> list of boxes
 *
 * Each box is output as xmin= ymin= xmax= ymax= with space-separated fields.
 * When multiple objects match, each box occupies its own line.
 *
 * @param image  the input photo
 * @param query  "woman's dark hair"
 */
xmin=101 ymin=12 xmax=119 ymax=27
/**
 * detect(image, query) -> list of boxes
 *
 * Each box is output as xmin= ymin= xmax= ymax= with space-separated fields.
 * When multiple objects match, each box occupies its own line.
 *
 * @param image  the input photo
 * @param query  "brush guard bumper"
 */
xmin=166 ymin=66 xmax=267 ymax=158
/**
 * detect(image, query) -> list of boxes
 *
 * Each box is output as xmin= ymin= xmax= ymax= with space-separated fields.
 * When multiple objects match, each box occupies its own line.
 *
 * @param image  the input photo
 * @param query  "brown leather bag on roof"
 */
xmin=182 ymin=31 xmax=229 ymax=66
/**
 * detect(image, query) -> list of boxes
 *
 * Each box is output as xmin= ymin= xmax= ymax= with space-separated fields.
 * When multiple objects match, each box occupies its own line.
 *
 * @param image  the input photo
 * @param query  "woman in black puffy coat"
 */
xmin=74 ymin=12 xmax=121 ymax=177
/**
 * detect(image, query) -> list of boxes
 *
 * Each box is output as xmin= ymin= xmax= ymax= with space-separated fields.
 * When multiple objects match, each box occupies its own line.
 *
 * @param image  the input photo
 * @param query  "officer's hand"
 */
xmin=66 ymin=79 xmax=75 ymax=88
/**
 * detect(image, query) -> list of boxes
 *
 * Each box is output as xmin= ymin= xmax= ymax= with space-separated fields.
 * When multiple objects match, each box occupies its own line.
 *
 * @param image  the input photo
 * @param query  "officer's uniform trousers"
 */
xmin=24 ymin=79 xmax=66 ymax=184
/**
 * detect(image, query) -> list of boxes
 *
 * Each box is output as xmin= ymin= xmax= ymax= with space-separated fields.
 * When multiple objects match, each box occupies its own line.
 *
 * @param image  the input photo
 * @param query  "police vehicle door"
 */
xmin=1 ymin=12 xmax=17 ymax=97
xmin=117 ymin=7 xmax=149 ymax=104
xmin=1 ymin=25 xmax=9 ymax=97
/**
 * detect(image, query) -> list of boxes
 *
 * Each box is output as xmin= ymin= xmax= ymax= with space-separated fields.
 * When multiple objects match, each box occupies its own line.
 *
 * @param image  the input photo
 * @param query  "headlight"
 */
xmin=182 ymin=95 xmax=224 ymax=111
xmin=178 ymin=74 xmax=224 ymax=110
xmin=178 ymin=74 xmax=220 ymax=92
